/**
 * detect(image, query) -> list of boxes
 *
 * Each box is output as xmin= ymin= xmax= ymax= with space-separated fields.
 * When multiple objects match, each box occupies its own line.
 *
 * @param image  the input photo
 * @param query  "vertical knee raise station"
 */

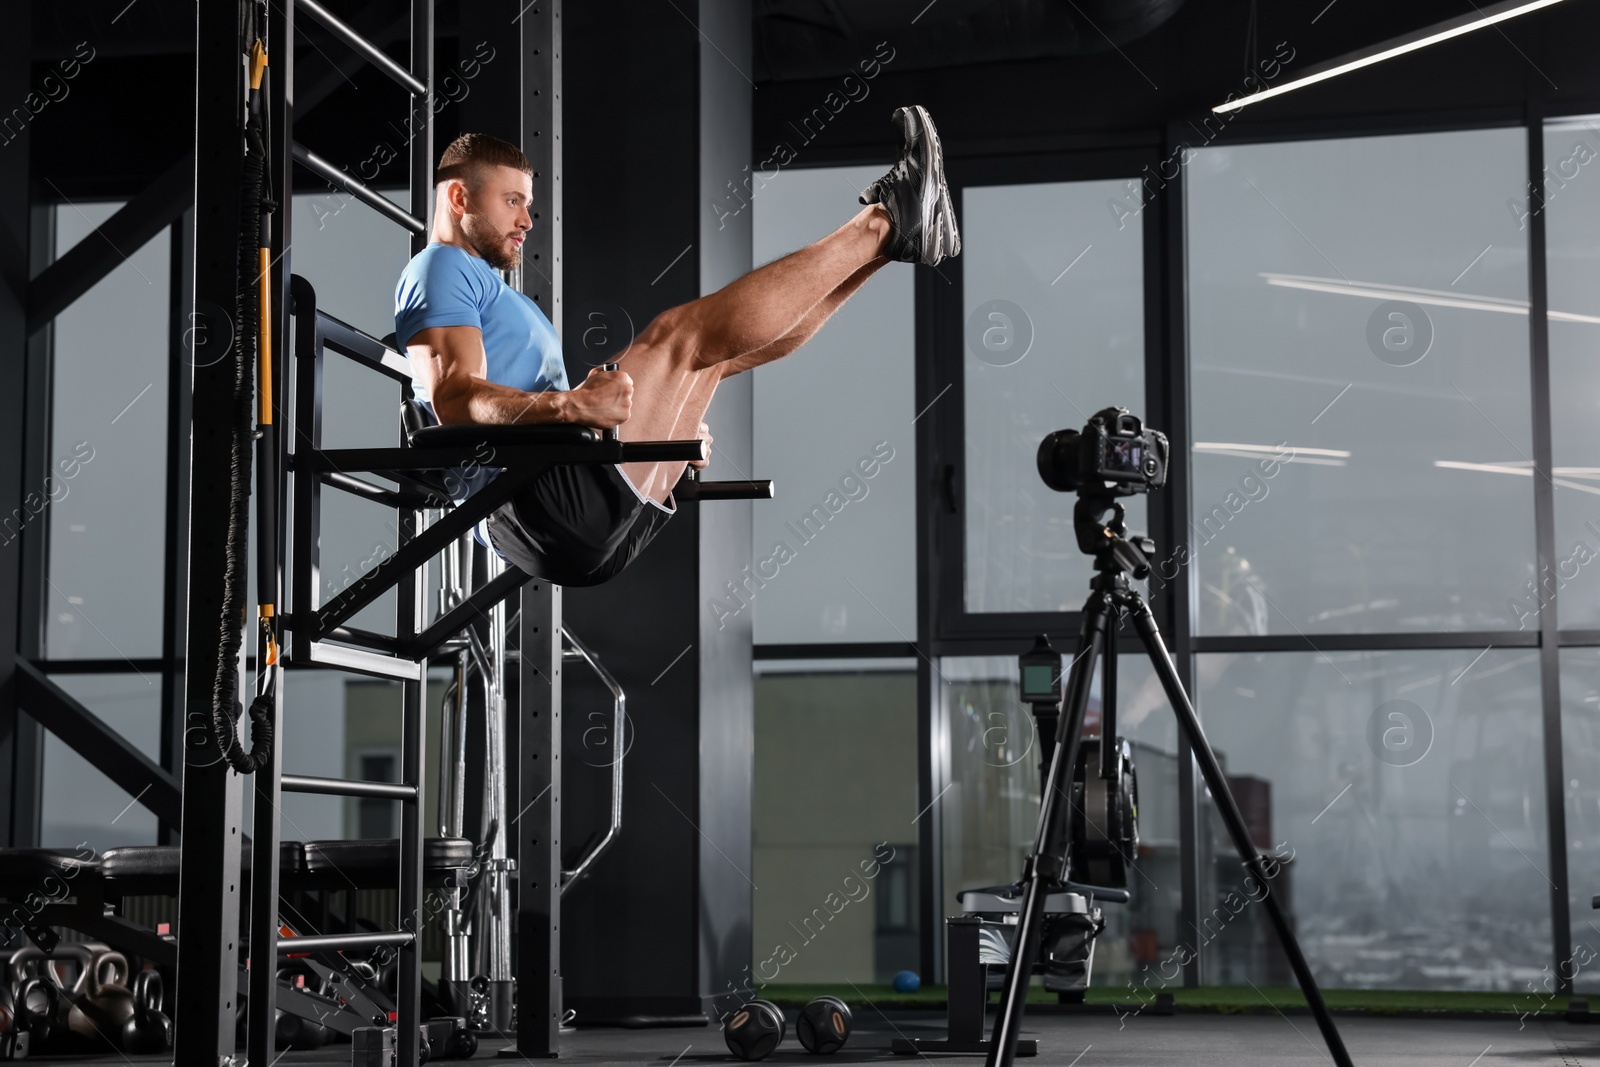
xmin=174 ymin=2 xmax=769 ymax=1064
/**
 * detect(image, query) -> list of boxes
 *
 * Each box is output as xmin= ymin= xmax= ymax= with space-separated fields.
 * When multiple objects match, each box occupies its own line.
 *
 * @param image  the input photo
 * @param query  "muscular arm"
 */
xmin=407 ymin=324 xmax=572 ymax=426
xmin=408 ymin=324 xmax=634 ymax=432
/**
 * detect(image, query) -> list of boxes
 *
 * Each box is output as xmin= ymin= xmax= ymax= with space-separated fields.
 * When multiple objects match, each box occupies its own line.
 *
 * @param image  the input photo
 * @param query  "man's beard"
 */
xmin=462 ymin=213 xmax=520 ymax=271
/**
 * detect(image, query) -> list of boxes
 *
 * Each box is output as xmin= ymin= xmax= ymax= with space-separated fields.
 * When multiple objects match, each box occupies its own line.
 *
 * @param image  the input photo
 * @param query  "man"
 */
xmin=396 ymin=106 xmax=959 ymax=586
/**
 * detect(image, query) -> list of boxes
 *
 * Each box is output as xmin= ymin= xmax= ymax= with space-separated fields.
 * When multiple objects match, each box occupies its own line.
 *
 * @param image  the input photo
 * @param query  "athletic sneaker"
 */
xmin=859 ymin=105 xmax=961 ymax=267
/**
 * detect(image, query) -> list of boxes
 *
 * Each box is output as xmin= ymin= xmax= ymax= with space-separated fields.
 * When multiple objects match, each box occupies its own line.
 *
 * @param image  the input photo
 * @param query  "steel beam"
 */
xmin=27 ymin=154 xmax=194 ymax=336
xmin=173 ymin=1 xmax=248 ymax=1060
xmin=0 ymin=6 xmax=32 ymax=852
xmin=14 ymin=660 xmax=182 ymax=826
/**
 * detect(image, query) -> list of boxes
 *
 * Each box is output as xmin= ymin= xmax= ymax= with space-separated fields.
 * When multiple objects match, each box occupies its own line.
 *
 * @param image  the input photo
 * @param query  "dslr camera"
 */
xmin=1037 ymin=407 xmax=1169 ymax=497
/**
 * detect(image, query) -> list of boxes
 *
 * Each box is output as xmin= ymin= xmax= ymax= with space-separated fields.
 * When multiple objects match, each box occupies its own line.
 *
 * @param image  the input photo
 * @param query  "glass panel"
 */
xmin=750 ymin=664 xmax=918 ymax=985
xmin=1195 ymin=649 xmax=1547 ymax=990
xmin=40 ymin=674 xmax=161 ymax=851
xmin=1561 ymin=646 xmax=1600 ymax=993
xmin=939 ymin=653 xmax=1179 ymax=989
xmin=1542 ymin=118 xmax=1600 ymax=630
xmin=1187 ymin=129 xmax=1533 ymax=635
xmin=45 ymin=203 xmax=169 ymax=659
xmin=750 ymin=167 xmax=917 ymax=644
xmin=961 ymin=180 xmax=1145 ymax=614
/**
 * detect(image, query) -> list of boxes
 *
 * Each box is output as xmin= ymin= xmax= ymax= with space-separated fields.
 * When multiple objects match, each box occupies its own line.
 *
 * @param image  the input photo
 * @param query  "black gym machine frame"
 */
xmin=180 ymin=1 xmax=767 ymax=1064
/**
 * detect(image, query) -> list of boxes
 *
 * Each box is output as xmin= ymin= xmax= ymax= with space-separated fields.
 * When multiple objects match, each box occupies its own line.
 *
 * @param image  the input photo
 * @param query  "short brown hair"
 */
xmin=435 ymin=132 xmax=532 ymax=187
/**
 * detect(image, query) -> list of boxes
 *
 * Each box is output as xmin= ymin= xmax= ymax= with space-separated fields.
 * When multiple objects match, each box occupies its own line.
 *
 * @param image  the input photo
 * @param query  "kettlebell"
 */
xmin=13 ymin=977 xmax=58 ymax=1049
xmin=120 ymin=970 xmax=172 ymax=1053
xmin=5 ymin=947 xmax=44 ymax=990
xmin=59 ymin=945 xmax=135 ymax=1042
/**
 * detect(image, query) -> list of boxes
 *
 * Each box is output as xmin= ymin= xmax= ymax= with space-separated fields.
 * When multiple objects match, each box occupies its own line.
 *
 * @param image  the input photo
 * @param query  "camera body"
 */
xmin=1037 ymin=407 xmax=1169 ymax=497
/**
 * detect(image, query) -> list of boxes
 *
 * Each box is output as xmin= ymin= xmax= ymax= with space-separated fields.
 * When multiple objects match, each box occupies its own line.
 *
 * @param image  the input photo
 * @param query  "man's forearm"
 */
xmin=440 ymin=379 xmax=570 ymax=426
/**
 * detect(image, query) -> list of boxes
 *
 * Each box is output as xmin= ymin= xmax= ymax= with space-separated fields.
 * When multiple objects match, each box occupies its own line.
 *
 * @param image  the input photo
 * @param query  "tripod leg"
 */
xmin=986 ymin=593 xmax=1112 ymax=1067
xmin=1124 ymin=595 xmax=1354 ymax=1067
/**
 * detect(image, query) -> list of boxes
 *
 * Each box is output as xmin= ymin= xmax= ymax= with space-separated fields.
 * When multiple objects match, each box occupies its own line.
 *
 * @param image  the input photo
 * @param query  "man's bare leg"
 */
xmin=678 ymin=205 xmax=890 ymax=369
xmin=613 ymin=244 xmax=893 ymax=503
xmin=716 ymin=256 xmax=890 ymax=378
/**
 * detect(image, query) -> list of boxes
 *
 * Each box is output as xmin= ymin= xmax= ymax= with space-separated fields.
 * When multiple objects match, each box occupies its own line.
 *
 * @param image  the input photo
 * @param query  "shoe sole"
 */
xmin=904 ymin=106 xmax=960 ymax=264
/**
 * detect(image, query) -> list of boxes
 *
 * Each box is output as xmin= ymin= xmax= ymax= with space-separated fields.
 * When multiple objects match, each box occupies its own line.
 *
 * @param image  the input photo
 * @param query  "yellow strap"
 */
xmin=258 ymin=247 xmax=272 ymax=425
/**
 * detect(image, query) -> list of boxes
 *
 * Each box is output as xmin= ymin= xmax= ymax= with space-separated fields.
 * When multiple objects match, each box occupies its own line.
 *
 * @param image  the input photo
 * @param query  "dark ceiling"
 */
xmin=21 ymin=0 xmax=1600 ymax=201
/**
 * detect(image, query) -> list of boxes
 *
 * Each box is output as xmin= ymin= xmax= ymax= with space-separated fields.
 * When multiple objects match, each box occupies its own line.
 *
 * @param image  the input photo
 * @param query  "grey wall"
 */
xmin=556 ymin=0 xmax=755 ymax=1019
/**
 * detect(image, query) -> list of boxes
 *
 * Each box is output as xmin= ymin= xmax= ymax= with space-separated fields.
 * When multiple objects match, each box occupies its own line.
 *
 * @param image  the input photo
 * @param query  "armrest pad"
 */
xmin=408 ymin=423 xmax=602 ymax=449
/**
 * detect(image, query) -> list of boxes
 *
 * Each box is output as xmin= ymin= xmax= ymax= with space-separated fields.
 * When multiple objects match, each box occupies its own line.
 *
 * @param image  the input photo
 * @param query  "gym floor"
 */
xmin=45 ymin=1014 xmax=1596 ymax=1066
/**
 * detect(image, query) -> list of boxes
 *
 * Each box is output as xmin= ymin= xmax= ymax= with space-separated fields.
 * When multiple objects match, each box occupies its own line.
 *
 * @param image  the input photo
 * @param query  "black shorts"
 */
xmin=484 ymin=463 xmax=674 ymax=587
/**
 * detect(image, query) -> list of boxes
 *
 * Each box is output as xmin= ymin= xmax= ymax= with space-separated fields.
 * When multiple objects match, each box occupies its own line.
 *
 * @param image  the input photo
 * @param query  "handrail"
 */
xmin=560 ymin=627 xmax=626 ymax=893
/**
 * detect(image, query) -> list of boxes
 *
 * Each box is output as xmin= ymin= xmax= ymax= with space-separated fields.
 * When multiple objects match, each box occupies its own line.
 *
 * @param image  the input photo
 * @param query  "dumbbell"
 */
xmin=120 ymin=970 xmax=172 ymax=1053
xmin=723 ymin=999 xmax=786 ymax=1061
xmin=796 ymin=996 xmax=852 ymax=1054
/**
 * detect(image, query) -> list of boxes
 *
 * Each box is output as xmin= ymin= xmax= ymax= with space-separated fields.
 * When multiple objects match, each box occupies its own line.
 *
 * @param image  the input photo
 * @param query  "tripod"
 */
xmin=984 ymin=495 xmax=1354 ymax=1067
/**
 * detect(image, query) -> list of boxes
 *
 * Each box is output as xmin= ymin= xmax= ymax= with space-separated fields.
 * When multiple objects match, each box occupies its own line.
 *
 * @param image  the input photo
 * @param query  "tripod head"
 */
xmin=1073 ymin=495 xmax=1157 ymax=581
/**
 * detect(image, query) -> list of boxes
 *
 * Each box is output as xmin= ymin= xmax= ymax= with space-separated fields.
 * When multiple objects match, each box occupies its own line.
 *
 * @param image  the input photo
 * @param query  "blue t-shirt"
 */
xmin=394 ymin=243 xmax=569 ymax=504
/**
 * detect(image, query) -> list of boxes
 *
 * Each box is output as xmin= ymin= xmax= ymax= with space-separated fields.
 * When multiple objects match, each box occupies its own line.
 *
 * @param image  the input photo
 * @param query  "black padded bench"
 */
xmin=0 ymin=838 xmax=476 ymax=967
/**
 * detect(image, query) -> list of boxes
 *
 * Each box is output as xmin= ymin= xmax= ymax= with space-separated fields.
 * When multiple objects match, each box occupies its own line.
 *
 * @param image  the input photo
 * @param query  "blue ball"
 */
xmin=893 ymin=970 xmax=920 ymax=994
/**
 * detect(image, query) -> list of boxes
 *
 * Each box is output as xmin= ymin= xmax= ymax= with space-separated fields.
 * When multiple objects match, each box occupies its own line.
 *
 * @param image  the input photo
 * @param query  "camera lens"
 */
xmin=1037 ymin=429 xmax=1081 ymax=492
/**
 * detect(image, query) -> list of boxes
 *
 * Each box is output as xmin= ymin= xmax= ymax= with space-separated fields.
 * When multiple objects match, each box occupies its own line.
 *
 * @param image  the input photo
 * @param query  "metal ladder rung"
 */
xmin=277 ymin=930 xmax=415 ymax=954
xmin=282 ymin=774 xmax=418 ymax=800
xmin=295 ymin=0 xmax=428 ymax=97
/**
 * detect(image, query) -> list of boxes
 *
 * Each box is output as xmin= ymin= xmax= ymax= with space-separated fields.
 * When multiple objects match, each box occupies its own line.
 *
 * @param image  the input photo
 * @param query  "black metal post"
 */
xmin=513 ymin=580 xmax=562 ymax=1056
xmin=396 ymin=511 xmax=428 ymax=1067
xmin=173 ymin=1 xmax=248 ymax=1061
xmin=410 ymin=0 xmax=434 ymax=259
xmin=1155 ymin=120 xmax=1201 ymax=990
xmin=162 ymin=211 xmax=194 ymax=846
xmin=1525 ymin=104 xmax=1573 ymax=996
xmin=0 ymin=1 xmax=32 ymax=853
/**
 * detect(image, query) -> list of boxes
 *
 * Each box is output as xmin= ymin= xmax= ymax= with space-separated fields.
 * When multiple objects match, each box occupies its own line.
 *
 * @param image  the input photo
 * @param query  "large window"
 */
xmin=750 ymin=664 xmax=918 ymax=983
xmin=1195 ymin=649 xmax=1548 ymax=990
xmin=1186 ymin=129 xmax=1534 ymax=635
xmin=750 ymin=167 xmax=916 ymax=645
xmin=960 ymin=180 xmax=1146 ymax=615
